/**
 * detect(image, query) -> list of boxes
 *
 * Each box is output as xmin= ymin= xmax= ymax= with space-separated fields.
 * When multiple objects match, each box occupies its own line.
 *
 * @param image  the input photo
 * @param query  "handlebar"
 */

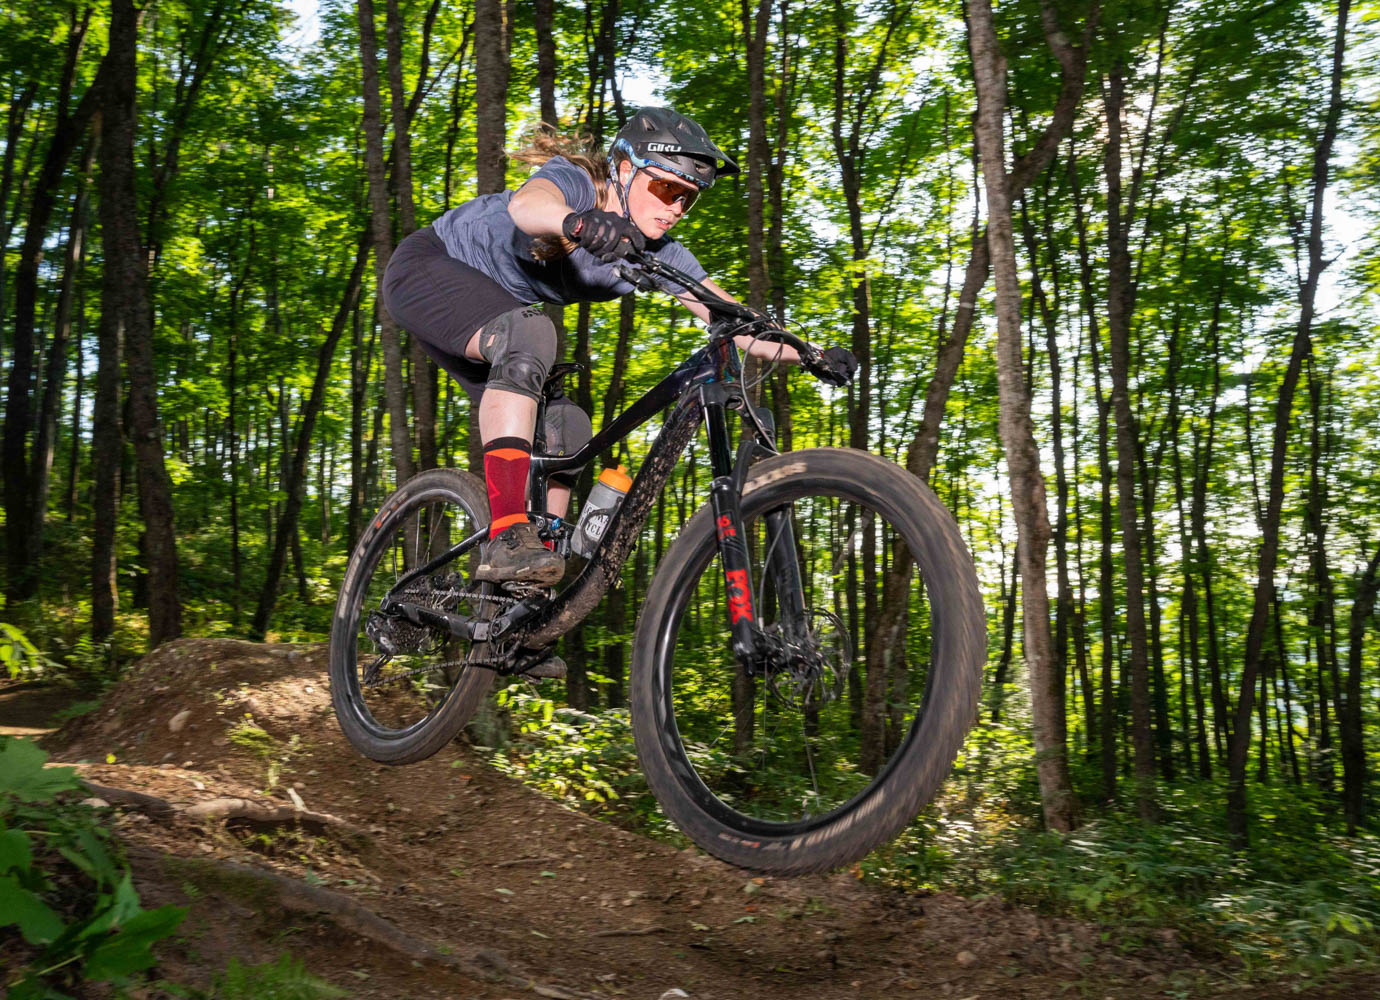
xmin=616 ymin=249 xmax=817 ymax=362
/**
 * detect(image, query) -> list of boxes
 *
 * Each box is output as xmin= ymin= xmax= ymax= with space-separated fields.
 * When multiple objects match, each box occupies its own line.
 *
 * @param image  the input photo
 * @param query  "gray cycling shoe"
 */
xmin=474 ymin=521 xmax=565 ymax=586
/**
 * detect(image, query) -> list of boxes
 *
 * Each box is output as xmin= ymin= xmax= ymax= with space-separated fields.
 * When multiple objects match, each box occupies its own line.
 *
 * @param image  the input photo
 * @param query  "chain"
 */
xmin=390 ymin=584 xmax=521 ymax=610
xmin=362 ymin=653 xmax=515 ymax=689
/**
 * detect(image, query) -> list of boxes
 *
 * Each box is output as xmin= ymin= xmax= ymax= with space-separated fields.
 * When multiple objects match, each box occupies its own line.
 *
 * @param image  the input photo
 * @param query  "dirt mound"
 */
xmin=31 ymin=639 xmax=1360 ymax=999
xmin=53 ymin=638 xmax=331 ymax=766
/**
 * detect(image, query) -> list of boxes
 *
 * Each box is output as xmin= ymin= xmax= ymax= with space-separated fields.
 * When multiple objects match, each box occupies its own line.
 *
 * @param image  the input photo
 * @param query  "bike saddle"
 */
xmin=541 ymin=362 xmax=586 ymax=400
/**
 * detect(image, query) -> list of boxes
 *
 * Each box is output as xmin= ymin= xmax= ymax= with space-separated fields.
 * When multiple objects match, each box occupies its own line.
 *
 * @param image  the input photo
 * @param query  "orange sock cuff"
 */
xmin=489 ymin=511 xmax=528 ymax=535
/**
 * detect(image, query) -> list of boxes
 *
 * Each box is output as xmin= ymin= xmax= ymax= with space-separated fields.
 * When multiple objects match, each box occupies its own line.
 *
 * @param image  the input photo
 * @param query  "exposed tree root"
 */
xmin=80 ymin=780 xmax=368 ymax=840
xmin=129 ymin=847 xmax=604 ymax=999
xmin=156 ymin=852 xmax=471 ymax=968
xmin=589 ymin=925 xmax=666 ymax=937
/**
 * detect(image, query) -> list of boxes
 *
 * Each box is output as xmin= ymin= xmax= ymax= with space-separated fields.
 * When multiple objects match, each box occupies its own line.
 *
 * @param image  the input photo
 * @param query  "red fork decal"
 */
xmin=725 ymin=568 xmax=754 ymax=624
xmin=716 ymin=514 xmax=737 ymax=541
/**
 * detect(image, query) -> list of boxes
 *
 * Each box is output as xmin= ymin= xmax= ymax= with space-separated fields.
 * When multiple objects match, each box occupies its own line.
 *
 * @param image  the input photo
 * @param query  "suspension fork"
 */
xmin=701 ymin=387 xmax=809 ymax=668
xmin=702 ymin=387 xmax=757 ymax=666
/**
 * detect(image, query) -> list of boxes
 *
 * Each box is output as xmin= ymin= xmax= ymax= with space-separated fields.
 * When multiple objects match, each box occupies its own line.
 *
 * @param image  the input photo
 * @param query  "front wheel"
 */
xmin=630 ymin=448 xmax=985 ymax=873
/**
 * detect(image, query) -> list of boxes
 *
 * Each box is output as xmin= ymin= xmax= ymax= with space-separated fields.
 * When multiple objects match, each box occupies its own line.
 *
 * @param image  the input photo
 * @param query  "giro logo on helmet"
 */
xmin=645 ymin=142 xmax=684 ymax=153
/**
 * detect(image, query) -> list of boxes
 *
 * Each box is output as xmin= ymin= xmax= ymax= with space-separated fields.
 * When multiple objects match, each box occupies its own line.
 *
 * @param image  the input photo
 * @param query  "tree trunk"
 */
xmin=1019 ymin=191 xmax=1074 ymax=752
xmin=348 ymin=304 xmax=365 ymax=550
xmin=226 ymin=215 xmax=256 ymax=627
xmin=830 ymin=0 xmax=884 ymax=772
xmin=904 ymin=1 xmax=1094 ymax=487
xmin=990 ymin=536 xmax=1019 ymax=722
xmin=745 ymin=0 xmax=771 ymax=315
xmin=1070 ymin=148 xmax=1118 ymax=801
xmin=969 ymin=0 xmax=1077 ymax=831
xmin=1193 ymin=299 xmax=1228 ymax=763
xmin=535 ymin=0 xmax=559 ymax=127
xmin=769 ymin=0 xmax=795 ymax=449
xmin=1169 ymin=308 xmax=1212 ymax=778
xmin=474 ymin=0 xmax=511 ymax=195
xmin=385 ymin=0 xmax=436 ymax=475
xmin=65 ymin=274 xmax=86 ymax=522
xmin=0 ymin=79 xmax=39 ymax=366
xmin=1342 ymin=545 xmax=1380 ymax=833
xmin=565 ymin=301 xmax=595 ymax=709
xmin=876 ymin=6 xmax=1094 ymax=756
xmin=359 ymin=0 xmax=414 ymax=490
xmin=1102 ymin=64 xmax=1158 ymax=820
xmin=1304 ymin=358 xmax=1340 ymax=791
xmin=595 ymin=295 xmax=637 ymax=708
xmin=103 ymin=0 xmax=182 ymax=647
xmin=29 ymin=136 xmax=96 ymax=569
xmin=90 ymin=160 xmax=123 ymax=647
xmin=4 ymin=8 xmax=98 ymax=602
xmin=469 ymin=0 xmax=512 ymax=475
xmin=228 ymin=330 xmax=242 ymax=626
xmin=533 ymin=0 xmax=566 ymax=356
xmin=1227 ymin=0 xmax=1349 ymax=849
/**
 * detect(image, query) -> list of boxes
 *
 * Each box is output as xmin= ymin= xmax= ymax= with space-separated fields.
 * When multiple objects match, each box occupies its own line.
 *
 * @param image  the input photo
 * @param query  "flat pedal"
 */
xmin=500 ymin=581 xmax=553 ymax=601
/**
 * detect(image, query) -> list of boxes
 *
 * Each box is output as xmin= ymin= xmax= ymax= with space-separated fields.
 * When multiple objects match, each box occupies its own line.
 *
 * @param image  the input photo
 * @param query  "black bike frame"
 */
xmin=385 ymin=254 xmax=814 ymax=667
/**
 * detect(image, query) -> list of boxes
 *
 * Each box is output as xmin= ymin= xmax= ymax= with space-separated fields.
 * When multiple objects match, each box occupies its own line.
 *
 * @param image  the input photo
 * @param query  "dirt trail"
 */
xmin=12 ymin=638 xmax=1365 ymax=998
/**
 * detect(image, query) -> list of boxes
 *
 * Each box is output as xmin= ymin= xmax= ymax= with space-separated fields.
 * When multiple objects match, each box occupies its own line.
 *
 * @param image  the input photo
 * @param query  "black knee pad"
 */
xmin=476 ymin=306 xmax=557 ymax=401
xmin=539 ymin=398 xmax=594 ymax=487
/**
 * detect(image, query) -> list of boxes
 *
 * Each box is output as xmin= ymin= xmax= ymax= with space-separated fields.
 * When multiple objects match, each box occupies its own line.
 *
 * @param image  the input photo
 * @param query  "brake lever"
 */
xmin=615 ymin=262 xmax=660 ymax=292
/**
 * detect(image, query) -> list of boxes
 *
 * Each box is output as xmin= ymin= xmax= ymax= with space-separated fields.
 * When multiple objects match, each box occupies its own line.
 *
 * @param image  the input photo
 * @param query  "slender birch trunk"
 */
xmin=969 ymin=0 xmax=1077 ymax=832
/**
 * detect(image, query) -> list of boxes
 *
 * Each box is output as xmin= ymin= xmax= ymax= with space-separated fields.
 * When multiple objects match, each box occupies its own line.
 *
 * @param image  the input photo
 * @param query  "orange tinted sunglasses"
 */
xmin=645 ymin=173 xmax=700 ymax=211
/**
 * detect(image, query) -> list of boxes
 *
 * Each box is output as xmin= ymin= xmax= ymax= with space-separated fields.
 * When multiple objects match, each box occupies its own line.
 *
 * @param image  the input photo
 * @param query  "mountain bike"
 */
xmin=329 ymin=252 xmax=985 ymax=873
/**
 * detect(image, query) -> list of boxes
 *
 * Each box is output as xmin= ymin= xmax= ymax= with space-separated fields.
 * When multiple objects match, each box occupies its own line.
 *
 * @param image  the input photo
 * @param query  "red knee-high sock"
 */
xmin=484 ymin=437 xmax=532 ymax=538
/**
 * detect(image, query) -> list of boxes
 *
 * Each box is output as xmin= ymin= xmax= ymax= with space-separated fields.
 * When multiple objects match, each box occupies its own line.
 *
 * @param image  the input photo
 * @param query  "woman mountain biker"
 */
xmin=382 ymin=107 xmax=852 ymax=591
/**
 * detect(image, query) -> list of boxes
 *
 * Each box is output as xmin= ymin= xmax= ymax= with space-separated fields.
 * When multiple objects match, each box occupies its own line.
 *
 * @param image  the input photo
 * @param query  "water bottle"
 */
xmin=572 ymin=465 xmax=632 ymax=559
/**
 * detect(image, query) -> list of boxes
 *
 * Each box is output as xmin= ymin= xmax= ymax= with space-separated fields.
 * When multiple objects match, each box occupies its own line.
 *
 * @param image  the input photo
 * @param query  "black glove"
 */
xmin=805 ymin=345 xmax=858 ymax=386
xmin=562 ymin=209 xmax=646 ymax=262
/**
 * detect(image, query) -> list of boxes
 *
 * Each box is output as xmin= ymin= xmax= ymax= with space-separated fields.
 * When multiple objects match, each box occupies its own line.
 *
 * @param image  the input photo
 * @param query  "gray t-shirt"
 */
xmin=431 ymin=156 xmax=707 ymax=306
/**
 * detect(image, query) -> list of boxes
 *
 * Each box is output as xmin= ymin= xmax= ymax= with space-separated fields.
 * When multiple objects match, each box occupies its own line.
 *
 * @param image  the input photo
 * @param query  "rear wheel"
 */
xmin=329 ymin=468 xmax=495 ymax=764
xmin=630 ymin=448 xmax=985 ymax=873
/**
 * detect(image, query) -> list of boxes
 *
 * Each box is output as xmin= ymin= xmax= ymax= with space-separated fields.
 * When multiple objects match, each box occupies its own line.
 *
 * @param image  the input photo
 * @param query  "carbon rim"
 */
xmin=651 ymin=477 xmax=937 ymax=838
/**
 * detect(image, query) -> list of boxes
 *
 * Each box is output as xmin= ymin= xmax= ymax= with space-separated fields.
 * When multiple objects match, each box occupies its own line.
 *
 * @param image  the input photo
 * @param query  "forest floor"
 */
xmin=3 ymin=638 xmax=1373 ymax=1000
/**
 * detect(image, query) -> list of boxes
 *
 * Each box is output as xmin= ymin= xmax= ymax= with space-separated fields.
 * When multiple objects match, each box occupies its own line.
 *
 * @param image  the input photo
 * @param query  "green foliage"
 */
xmin=203 ymin=953 xmax=346 ymax=1000
xmin=226 ymin=719 xmax=300 ymax=793
xmin=488 ymin=684 xmax=676 ymax=837
xmin=857 ymin=740 xmax=1380 ymax=974
xmin=0 ymin=736 xmax=186 ymax=997
xmin=2 ymin=0 xmax=1380 ymax=986
xmin=1 ymin=623 xmax=58 ymax=680
xmin=227 ymin=719 xmax=278 ymax=758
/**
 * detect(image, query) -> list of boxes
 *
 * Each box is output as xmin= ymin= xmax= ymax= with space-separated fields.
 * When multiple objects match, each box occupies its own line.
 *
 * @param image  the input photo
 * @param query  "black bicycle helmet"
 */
xmin=609 ymin=107 xmax=740 ymax=191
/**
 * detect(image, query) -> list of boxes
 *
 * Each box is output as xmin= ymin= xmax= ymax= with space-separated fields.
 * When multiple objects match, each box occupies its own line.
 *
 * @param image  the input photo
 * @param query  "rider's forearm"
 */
xmin=679 ymin=277 xmax=801 ymax=364
xmin=735 ymin=334 xmax=801 ymax=364
xmin=507 ymin=179 xmax=573 ymax=238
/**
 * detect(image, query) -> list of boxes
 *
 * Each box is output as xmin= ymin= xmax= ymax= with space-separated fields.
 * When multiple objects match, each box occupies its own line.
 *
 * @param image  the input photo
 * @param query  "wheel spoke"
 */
xmin=664 ymin=483 xmax=931 ymax=829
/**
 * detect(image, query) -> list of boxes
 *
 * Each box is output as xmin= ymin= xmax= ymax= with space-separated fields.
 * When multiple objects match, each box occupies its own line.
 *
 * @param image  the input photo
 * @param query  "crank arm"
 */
xmin=387 ymin=594 xmax=546 ymax=642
